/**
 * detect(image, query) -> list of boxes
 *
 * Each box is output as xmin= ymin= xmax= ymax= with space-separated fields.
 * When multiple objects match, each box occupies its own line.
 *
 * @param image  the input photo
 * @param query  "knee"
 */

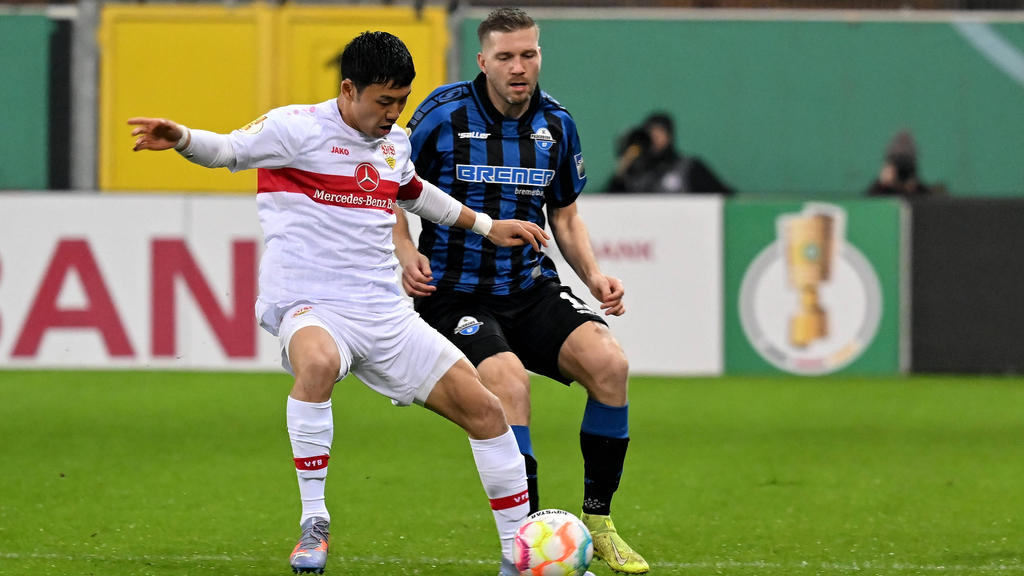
xmin=580 ymin=341 xmax=630 ymax=403
xmin=464 ymin=389 xmax=509 ymax=439
xmin=478 ymin=353 xmax=530 ymax=396
xmin=292 ymin=349 xmax=340 ymax=400
xmin=596 ymin=339 xmax=629 ymax=380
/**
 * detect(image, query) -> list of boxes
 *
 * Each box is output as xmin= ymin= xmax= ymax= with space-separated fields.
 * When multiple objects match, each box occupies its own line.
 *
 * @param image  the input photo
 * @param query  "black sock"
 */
xmin=580 ymin=432 xmax=629 ymax=516
xmin=524 ymin=453 xmax=539 ymax=514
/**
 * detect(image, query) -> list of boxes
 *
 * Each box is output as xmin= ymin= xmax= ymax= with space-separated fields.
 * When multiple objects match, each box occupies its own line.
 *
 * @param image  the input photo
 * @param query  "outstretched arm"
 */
xmin=127 ymin=117 xmax=235 ymax=168
xmin=549 ymin=202 xmax=625 ymax=316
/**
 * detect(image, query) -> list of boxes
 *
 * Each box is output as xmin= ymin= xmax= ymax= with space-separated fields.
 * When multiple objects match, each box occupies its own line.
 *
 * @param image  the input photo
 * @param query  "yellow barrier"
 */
xmin=101 ymin=4 xmax=448 ymax=193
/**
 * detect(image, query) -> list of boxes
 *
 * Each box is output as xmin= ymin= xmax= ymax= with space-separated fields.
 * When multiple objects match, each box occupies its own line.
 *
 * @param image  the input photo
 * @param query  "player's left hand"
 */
xmin=589 ymin=274 xmax=625 ymax=316
xmin=488 ymin=219 xmax=549 ymax=251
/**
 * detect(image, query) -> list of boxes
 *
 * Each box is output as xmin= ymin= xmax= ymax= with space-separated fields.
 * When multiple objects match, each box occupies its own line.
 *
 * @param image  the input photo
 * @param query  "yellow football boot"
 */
xmin=581 ymin=513 xmax=649 ymax=574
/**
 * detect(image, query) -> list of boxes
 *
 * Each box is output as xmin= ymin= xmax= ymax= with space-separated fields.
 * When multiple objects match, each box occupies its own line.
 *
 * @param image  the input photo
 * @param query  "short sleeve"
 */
xmin=546 ymin=115 xmax=587 ymax=208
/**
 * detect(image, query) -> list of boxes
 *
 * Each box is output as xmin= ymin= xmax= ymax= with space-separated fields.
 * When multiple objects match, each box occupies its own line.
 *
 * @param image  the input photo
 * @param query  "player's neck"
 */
xmin=487 ymin=87 xmax=529 ymax=120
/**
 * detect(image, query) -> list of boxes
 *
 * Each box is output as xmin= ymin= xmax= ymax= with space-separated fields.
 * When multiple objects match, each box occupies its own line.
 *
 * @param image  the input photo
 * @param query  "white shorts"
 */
xmin=275 ymin=303 xmax=463 ymax=406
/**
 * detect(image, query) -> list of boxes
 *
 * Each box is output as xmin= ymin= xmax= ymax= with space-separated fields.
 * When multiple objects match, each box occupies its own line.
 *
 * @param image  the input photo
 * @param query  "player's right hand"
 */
xmin=127 ymin=117 xmax=184 ymax=151
xmin=400 ymin=252 xmax=436 ymax=298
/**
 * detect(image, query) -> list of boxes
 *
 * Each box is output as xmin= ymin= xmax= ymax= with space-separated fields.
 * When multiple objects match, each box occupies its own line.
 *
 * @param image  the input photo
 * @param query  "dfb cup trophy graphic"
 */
xmin=739 ymin=202 xmax=883 ymax=375
xmin=780 ymin=208 xmax=836 ymax=348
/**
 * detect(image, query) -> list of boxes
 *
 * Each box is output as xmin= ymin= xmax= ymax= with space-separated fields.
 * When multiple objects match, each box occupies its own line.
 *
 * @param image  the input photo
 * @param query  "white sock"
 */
xmin=287 ymin=396 xmax=333 ymax=525
xmin=469 ymin=428 xmax=530 ymax=562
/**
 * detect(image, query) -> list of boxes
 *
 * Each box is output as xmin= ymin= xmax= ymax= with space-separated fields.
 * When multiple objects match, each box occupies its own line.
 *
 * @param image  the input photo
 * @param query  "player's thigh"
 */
xmin=505 ymin=282 xmax=607 ymax=385
xmin=351 ymin=311 xmax=462 ymax=408
xmin=423 ymin=356 xmax=508 ymax=440
xmin=279 ymin=305 xmax=353 ymax=400
xmin=477 ymin=352 xmax=532 ymax=424
xmin=558 ymin=320 xmax=629 ymax=405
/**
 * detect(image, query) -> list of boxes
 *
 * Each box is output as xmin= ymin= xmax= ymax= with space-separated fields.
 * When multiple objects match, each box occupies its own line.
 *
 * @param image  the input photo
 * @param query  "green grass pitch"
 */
xmin=1 ymin=371 xmax=1022 ymax=575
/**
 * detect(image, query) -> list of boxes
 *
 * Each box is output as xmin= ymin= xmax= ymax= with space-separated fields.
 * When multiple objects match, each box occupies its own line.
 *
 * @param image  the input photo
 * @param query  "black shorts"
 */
xmin=414 ymin=279 xmax=607 ymax=384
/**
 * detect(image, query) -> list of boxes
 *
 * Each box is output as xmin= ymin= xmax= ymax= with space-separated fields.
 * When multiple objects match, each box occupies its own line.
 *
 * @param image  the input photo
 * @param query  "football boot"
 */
xmin=581 ymin=513 xmax=649 ymax=574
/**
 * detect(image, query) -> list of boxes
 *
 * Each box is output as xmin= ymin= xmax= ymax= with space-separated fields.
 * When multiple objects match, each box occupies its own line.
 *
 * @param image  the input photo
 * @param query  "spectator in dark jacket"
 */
xmin=866 ymin=130 xmax=936 ymax=197
xmin=606 ymin=112 xmax=734 ymax=195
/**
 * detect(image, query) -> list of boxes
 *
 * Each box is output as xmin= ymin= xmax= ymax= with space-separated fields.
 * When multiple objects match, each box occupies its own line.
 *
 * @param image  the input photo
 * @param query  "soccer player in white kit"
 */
xmin=128 ymin=31 xmax=540 ymax=576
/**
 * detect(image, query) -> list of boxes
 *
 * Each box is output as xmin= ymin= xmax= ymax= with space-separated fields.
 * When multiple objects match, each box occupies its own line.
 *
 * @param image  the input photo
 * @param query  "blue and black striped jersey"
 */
xmin=407 ymin=73 xmax=587 ymax=295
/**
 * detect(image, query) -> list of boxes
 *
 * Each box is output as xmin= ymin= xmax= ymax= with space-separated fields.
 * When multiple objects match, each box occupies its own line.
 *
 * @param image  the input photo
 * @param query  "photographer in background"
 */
xmin=866 ymin=129 xmax=938 ymax=197
xmin=605 ymin=112 xmax=734 ymax=195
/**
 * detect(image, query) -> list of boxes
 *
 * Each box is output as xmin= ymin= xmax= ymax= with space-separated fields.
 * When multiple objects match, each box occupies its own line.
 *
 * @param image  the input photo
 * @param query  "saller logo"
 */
xmin=456 ymin=164 xmax=555 ymax=187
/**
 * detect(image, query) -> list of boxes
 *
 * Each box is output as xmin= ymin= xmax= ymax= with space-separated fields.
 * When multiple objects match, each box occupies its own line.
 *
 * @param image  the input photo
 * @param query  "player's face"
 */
xmin=338 ymin=79 xmax=411 ymax=139
xmin=477 ymin=26 xmax=542 ymax=118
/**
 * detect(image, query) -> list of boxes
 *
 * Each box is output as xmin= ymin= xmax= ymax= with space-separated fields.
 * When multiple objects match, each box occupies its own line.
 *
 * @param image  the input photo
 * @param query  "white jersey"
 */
xmin=226 ymin=99 xmax=421 ymax=335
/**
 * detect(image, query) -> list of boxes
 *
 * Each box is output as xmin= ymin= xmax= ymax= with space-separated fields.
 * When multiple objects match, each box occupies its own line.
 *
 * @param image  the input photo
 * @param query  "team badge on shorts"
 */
xmin=454 ymin=316 xmax=483 ymax=336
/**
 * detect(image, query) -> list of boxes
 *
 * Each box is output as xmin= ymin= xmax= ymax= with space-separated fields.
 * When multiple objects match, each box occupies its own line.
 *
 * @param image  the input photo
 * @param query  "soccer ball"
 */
xmin=514 ymin=509 xmax=594 ymax=576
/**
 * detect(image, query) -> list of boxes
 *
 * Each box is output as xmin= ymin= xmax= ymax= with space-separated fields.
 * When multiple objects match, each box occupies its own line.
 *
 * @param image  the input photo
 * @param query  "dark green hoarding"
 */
xmin=0 ymin=15 xmax=52 ymax=190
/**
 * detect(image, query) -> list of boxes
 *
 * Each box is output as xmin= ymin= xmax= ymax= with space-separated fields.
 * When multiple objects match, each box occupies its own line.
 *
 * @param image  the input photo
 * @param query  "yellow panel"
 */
xmin=274 ymin=6 xmax=448 ymax=129
xmin=99 ymin=5 xmax=274 ymax=192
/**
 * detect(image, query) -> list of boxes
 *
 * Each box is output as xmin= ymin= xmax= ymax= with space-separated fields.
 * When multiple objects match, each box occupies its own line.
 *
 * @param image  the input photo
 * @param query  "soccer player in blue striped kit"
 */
xmin=394 ymin=8 xmax=649 ymax=574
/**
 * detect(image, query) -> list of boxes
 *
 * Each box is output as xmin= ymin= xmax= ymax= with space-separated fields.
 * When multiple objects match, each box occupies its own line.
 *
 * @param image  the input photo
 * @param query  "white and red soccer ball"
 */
xmin=514 ymin=509 xmax=594 ymax=576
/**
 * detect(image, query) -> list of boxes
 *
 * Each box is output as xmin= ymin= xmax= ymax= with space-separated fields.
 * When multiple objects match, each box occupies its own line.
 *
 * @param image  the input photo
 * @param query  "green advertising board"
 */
xmin=725 ymin=199 xmax=902 ymax=375
xmin=459 ymin=16 xmax=1024 ymax=197
xmin=0 ymin=15 xmax=52 ymax=190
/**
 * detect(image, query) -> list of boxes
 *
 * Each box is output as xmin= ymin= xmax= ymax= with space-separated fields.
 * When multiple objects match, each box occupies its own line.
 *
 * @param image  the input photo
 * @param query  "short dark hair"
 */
xmin=477 ymin=7 xmax=537 ymax=44
xmin=340 ymin=31 xmax=416 ymax=92
xmin=643 ymin=112 xmax=675 ymax=138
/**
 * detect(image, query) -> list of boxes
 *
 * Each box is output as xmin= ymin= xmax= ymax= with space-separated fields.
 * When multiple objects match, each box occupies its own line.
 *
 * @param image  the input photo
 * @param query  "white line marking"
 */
xmin=4 ymin=551 xmax=1024 ymax=572
xmin=953 ymin=21 xmax=1024 ymax=89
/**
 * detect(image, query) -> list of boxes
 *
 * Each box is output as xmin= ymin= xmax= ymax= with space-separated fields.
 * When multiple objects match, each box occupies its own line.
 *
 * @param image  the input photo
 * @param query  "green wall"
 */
xmin=460 ymin=17 xmax=1024 ymax=197
xmin=0 ymin=15 xmax=52 ymax=190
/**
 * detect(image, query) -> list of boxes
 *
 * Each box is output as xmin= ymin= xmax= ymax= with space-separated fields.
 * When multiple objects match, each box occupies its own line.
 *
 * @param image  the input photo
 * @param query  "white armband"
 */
xmin=471 ymin=212 xmax=493 ymax=237
xmin=175 ymin=126 xmax=236 ymax=169
xmin=396 ymin=178 xmax=463 ymax=226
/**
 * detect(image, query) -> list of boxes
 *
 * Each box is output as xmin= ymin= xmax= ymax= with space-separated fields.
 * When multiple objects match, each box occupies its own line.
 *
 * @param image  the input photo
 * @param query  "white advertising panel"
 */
xmin=408 ymin=195 xmax=724 ymax=376
xmin=544 ymin=196 xmax=723 ymax=375
xmin=0 ymin=194 xmax=723 ymax=375
xmin=0 ymin=194 xmax=281 ymax=371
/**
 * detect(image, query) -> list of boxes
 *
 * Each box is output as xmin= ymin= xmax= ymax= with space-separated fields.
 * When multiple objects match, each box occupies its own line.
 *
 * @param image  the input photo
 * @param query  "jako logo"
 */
xmin=456 ymin=164 xmax=555 ymax=187
xmin=331 ymin=146 xmax=350 ymax=155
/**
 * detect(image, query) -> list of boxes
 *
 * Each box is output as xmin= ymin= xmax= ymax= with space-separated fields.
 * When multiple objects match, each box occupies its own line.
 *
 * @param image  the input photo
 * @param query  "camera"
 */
xmin=616 ymin=126 xmax=650 ymax=157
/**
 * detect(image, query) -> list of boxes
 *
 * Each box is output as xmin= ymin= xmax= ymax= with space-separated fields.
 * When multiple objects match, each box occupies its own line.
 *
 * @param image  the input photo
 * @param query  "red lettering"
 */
xmin=13 ymin=239 xmax=133 ymax=357
xmin=594 ymin=240 xmax=654 ymax=261
xmin=151 ymin=239 xmax=257 ymax=358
